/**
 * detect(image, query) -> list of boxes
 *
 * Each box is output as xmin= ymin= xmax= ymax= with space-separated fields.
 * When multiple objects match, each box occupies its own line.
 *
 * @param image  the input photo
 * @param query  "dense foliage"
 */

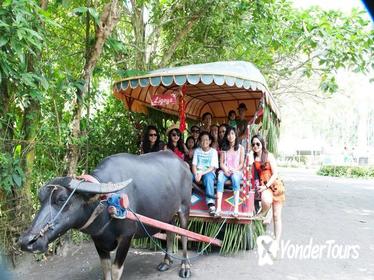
xmin=318 ymin=165 xmax=374 ymax=178
xmin=0 ymin=0 xmax=373 ymax=258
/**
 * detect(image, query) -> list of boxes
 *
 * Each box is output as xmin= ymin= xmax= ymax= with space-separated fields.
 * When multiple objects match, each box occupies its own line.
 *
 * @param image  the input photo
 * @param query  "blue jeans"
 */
xmin=217 ymin=171 xmax=242 ymax=193
xmin=194 ymin=172 xmax=216 ymax=205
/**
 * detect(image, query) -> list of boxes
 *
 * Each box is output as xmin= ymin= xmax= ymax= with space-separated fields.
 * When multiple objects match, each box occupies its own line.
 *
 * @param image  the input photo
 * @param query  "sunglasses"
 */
xmin=191 ymin=129 xmax=199 ymax=133
xmin=252 ymin=142 xmax=261 ymax=147
xmin=149 ymin=133 xmax=157 ymax=137
xmin=171 ymin=133 xmax=180 ymax=137
xmin=219 ymin=130 xmax=226 ymax=134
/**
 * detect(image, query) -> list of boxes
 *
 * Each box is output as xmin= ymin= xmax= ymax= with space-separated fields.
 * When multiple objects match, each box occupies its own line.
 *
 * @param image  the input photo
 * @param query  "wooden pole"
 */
xmin=126 ymin=212 xmax=222 ymax=247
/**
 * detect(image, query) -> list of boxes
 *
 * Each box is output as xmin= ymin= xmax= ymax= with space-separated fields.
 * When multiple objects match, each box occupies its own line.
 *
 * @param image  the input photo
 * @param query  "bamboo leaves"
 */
xmin=0 ymin=0 xmax=46 ymax=87
xmin=0 ymin=145 xmax=25 ymax=193
xmin=71 ymin=7 xmax=100 ymax=25
xmin=262 ymin=105 xmax=280 ymax=154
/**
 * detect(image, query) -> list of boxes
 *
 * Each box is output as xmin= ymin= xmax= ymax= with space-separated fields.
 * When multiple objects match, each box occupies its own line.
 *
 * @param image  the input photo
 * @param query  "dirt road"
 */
xmin=11 ymin=168 xmax=374 ymax=280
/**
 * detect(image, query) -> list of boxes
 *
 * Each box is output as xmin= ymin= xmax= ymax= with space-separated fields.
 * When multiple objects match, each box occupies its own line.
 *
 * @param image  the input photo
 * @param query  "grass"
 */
xmin=317 ymin=165 xmax=374 ymax=178
xmin=130 ymin=218 xmax=265 ymax=255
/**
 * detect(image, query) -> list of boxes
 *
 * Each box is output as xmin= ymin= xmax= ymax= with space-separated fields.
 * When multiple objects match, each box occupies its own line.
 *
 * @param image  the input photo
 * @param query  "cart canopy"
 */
xmin=113 ymin=61 xmax=280 ymax=122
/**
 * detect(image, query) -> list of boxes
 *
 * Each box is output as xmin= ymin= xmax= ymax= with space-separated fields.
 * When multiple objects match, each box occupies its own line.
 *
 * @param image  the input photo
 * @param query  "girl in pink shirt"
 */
xmin=216 ymin=126 xmax=244 ymax=217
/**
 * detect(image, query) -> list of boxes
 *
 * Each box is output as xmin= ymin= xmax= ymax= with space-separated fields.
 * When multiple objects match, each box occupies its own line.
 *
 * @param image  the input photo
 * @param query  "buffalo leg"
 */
xmin=157 ymin=219 xmax=175 ymax=272
xmin=94 ymin=243 xmax=112 ymax=280
xmin=112 ymin=236 xmax=133 ymax=280
xmin=178 ymin=207 xmax=191 ymax=278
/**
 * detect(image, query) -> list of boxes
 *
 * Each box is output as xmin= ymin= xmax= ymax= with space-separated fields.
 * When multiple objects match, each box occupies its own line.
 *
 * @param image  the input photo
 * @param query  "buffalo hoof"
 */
xmin=157 ymin=262 xmax=171 ymax=272
xmin=179 ymin=267 xmax=191 ymax=278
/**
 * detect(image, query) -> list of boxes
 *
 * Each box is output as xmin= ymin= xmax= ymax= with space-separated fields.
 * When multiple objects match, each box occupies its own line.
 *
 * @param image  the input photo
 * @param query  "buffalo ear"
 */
xmin=47 ymin=176 xmax=73 ymax=187
xmin=38 ymin=185 xmax=51 ymax=201
xmin=67 ymin=179 xmax=133 ymax=194
xmin=38 ymin=177 xmax=73 ymax=201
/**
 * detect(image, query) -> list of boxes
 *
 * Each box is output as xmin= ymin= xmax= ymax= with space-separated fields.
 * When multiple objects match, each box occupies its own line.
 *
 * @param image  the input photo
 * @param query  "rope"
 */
xmin=50 ymin=181 xmax=81 ymax=225
xmin=31 ymin=181 xmax=83 ymax=241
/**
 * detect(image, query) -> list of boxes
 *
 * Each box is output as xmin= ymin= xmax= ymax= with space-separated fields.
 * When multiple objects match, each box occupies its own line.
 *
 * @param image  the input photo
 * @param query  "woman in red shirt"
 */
xmin=252 ymin=134 xmax=285 ymax=251
xmin=165 ymin=128 xmax=187 ymax=160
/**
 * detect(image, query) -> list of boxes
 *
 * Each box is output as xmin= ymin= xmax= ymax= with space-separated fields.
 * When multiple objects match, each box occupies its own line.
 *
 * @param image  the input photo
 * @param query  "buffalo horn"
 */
xmin=67 ymin=178 xmax=133 ymax=194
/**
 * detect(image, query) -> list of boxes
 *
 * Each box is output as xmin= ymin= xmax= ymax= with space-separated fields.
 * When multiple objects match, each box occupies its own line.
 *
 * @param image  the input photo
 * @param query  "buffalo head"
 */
xmin=19 ymin=177 xmax=132 ymax=253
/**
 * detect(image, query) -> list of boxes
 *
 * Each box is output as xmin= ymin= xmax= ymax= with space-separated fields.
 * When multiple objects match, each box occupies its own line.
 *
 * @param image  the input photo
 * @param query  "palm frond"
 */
xmin=130 ymin=219 xmax=265 ymax=255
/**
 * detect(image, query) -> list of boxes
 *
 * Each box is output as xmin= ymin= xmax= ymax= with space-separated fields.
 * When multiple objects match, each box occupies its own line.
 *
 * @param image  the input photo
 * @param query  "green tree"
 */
xmin=0 ymin=0 xmax=49 ymax=199
xmin=0 ymin=0 xmax=373 ymax=258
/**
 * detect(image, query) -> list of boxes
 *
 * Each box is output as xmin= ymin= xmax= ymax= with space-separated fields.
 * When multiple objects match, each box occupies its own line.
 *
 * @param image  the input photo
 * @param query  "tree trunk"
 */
xmin=159 ymin=16 xmax=199 ymax=67
xmin=20 ymin=84 xmax=41 ymax=202
xmin=66 ymin=0 xmax=121 ymax=175
xmin=0 ymin=76 xmax=13 ymax=145
xmin=0 ymin=77 xmax=13 ymax=201
xmin=84 ymin=0 xmax=91 ymax=172
xmin=19 ymin=0 xmax=48 ymax=202
xmin=130 ymin=0 xmax=145 ymax=70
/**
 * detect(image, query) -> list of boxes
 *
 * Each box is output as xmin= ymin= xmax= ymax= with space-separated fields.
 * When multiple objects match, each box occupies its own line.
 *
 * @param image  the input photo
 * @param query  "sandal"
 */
xmin=208 ymin=205 xmax=216 ymax=216
xmin=251 ymin=214 xmax=266 ymax=221
xmin=214 ymin=210 xmax=222 ymax=218
xmin=251 ymin=208 xmax=270 ymax=220
xmin=231 ymin=211 xmax=239 ymax=219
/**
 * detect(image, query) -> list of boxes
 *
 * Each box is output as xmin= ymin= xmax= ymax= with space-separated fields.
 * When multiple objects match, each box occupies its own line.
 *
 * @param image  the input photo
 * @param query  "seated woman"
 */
xmin=141 ymin=125 xmax=164 ymax=154
xmin=165 ymin=128 xmax=186 ymax=160
xmin=184 ymin=136 xmax=196 ymax=169
xmin=189 ymin=125 xmax=200 ymax=147
xmin=192 ymin=131 xmax=219 ymax=216
xmin=251 ymin=134 xmax=285 ymax=250
xmin=210 ymin=124 xmax=219 ymax=150
xmin=200 ymin=112 xmax=212 ymax=132
xmin=216 ymin=126 xmax=244 ymax=218
xmin=218 ymin=123 xmax=228 ymax=149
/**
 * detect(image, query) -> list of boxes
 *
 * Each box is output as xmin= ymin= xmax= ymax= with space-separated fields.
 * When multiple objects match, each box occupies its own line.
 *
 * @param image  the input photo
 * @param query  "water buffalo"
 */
xmin=19 ymin=151 xmax=192 ymax=279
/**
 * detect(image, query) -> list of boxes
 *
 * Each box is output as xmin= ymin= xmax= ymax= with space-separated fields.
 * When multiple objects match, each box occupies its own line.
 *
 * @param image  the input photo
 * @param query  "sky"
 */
xmin=292 ymin=0 xmax=366 ymax=13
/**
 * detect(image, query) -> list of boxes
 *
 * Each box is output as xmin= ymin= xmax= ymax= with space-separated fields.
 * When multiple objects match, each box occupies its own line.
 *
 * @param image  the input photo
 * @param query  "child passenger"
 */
xmin=192 ymin=131 xmax=219 ymax=216
xmin=228 ymin=110 xmax=237 ymax=128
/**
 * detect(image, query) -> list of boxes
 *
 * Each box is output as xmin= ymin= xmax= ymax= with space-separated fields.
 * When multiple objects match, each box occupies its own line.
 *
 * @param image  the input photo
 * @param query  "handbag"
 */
xmin=269 ymin=178 xmax=285 ymax=196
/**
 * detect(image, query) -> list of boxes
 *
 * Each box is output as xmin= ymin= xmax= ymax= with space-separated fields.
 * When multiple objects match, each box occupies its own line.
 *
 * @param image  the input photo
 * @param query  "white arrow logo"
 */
xmin=257 ymin=235 xmax=278 ymax=266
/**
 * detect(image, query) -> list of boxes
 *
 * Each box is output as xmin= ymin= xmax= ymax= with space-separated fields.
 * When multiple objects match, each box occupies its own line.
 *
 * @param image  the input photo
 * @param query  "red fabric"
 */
xmin=173 ymin=148 xmax=185 ymax=160
xmin=120 ymin=194 xmax=129 ymax=208
xmin=76 ymin=174 xmax=99 ymax=184
xmin=179 ymin=84 xmax=187 ymax=133
xmin=253 ymin=161 xmax=272 ymax=183
xmin=253 ymin=161 xmax=285 ymax=202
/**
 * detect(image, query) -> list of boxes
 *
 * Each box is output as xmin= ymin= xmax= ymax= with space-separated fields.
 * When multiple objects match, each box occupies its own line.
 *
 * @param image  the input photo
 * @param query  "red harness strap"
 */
xmin=76 ymin=174 xmax=100 ymax=184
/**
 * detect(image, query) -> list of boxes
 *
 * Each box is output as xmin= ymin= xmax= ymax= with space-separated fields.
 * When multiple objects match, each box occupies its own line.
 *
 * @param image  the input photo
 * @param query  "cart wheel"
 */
xmin=245 ymin=223 xmax=255 ymax=250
